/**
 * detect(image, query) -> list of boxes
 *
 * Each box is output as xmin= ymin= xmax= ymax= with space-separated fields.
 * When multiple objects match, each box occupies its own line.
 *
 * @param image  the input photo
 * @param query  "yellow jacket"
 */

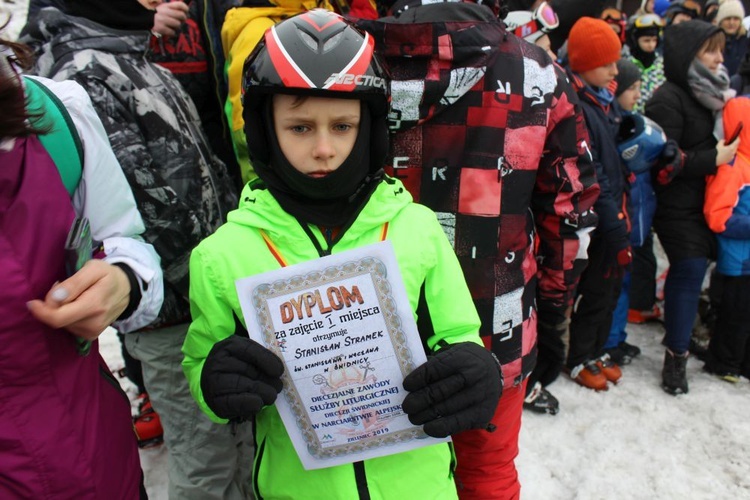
xmin=222 ymin=1 xmax=332 ymax=183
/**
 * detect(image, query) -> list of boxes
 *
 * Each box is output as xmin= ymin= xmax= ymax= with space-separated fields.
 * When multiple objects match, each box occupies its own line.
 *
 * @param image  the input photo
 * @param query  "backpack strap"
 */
xmin=23 ymin=77 xmax=84 ymax=197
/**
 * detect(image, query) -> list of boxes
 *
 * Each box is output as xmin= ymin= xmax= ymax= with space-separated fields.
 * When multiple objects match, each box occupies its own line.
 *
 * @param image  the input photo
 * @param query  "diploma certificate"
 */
xmin=236 ymin=240 xmax=449 ymax=470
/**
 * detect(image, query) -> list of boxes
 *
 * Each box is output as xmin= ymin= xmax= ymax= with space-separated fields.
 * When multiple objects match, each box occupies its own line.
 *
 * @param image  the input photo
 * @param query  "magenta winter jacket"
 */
xmin=0 ymin=135 xmax=141 ymax=499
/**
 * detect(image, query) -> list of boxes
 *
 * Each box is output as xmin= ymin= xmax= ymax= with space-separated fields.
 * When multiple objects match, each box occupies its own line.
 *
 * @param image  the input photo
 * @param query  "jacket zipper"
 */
xmin=253 ymin=437 xmax=266 ymax=500
xmin=98 ymin=364 xmax=131 ymax=407
xmin=353 ymin=461 xmax=371 ymax=500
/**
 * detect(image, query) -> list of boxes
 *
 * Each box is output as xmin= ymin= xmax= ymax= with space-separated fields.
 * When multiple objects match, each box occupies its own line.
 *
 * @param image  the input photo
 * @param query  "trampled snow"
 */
xmin=97 ymin=322 xmax=750 ymax=500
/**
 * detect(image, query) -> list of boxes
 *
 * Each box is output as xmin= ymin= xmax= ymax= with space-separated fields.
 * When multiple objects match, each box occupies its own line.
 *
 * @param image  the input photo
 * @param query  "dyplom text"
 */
xmin=276 ymin=284 xmax=381 ymax=338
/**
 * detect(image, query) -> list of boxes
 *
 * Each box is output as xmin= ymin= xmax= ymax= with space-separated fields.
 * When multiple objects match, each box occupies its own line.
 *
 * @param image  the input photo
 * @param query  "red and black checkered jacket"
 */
xmin=358 ymin=4 xmax=600 ymax=389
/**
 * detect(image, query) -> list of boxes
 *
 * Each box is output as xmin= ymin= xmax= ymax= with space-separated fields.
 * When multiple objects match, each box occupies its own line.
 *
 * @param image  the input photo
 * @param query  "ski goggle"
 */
xmin=601 ymin=7 xmax=626 ymax=23
xmin=534 ymin=2 xmax=559 ymax=32
xmin=601 ymin=8 xmax=627 ymax=42
xmin=506 ymin=2 xmax=558 ymax=42
xmin=634 ymin=13 xmax=665 ymax=29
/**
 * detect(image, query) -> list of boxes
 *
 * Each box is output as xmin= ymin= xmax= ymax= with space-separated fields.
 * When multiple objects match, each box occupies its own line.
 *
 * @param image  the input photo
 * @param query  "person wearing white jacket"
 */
xmin=24 ymin=75 xmax=164 ymax=335
xmin=0 ymin=39 xmax=162 ymax=499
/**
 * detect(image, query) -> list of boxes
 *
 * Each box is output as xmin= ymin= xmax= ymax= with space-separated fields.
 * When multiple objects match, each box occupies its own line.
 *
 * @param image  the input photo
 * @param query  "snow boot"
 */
xmin=627 ymin=304 xmax=661 ymax=324
xmin=619 ymin=341 xmax=641 ymax=360
xmin=661 ymin=349 xmax=689 ymax=395
xmin=604 ymin=345 xmax=630 ymax=366
xmin=567 ymin=360 xmax=608 ymax=391
xmin=596 ymin=354 xmax=622 ymax=384
xmin=703 ymin=363 xmax=741 ymax=384
xmin=133 ymin=393 xmax=164 ymax=448
xmin=689 ymin=337 xmax=709 ymax=362
xmin=523 ymin=382 xmax=560 ymax=415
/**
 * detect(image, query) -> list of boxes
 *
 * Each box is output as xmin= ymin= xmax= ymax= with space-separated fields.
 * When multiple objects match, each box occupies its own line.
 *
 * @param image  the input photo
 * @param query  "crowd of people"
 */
xmin=2 ymin=0 xmax=749 ymax=498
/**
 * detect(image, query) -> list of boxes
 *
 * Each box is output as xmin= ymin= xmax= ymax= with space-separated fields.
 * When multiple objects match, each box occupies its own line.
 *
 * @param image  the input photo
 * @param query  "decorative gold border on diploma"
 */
xmin=251 ymin=256 xmax=429 ymax=460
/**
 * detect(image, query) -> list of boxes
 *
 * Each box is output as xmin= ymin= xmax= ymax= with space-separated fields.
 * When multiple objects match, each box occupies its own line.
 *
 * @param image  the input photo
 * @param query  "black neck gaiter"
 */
xmin=256 ymin=101 xmax=383 ymax=227
xmin=631 ymin=44 xmax=657 ymax=68
xmin=66 ymin=0 xmax=155 ymax=31
xmin=629 ymin=28 xmax=660 ymax=69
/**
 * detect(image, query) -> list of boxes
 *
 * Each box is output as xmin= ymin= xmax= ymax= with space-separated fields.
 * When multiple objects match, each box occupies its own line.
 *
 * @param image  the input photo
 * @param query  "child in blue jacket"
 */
xmin=605 ymin=59 xmax=658 ymax=365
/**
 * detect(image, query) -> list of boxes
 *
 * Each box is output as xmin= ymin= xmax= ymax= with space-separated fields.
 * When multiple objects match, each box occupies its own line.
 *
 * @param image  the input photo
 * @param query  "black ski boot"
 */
xmin=662 ymin=349 xmax=689 ymax=395
xmin=619 ymin=341 xmax=641 ymax=360
xmin=604 ymin=345 xmax=630 ymax=366
xmin=523 ymin=382 xmax=560 ymax=415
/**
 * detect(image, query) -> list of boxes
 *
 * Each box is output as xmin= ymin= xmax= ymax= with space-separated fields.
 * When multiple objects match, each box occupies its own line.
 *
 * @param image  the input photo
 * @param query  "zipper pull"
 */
xmin=323 ymin=227 xmax=333 ymax=256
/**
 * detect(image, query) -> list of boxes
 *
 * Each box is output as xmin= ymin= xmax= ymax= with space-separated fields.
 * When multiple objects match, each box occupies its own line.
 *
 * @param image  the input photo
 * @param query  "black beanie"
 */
xmin=548 ymin=0 xmax=607 ymax=53
xmin=65 ymin=0 xmax=155 ymax=31
xmin=615 ymin=59 xmax=642 ymax=97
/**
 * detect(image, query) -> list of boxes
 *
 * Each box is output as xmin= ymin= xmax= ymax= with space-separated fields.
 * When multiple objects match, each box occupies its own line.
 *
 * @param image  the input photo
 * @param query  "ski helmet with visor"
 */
xmin=242 ymin=9 xmax=390 ymax=227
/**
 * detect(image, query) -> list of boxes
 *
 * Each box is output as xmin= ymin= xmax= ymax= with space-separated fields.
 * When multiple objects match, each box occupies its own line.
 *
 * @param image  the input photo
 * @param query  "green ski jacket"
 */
xmin=183 ymin=177 xmax=482 ymax=499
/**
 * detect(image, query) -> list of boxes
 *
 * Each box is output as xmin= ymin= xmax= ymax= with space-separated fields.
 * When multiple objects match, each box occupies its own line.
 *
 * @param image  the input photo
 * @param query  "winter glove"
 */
xmin=654 ymin=139 xmax=685 ymax=186
xmin=200 ymin=335 xmax=284 ymax=421
xmin=402 ymin=342 xmax=502 ymax=438
xmin=604 ymin=239 xmax=632 ymax=279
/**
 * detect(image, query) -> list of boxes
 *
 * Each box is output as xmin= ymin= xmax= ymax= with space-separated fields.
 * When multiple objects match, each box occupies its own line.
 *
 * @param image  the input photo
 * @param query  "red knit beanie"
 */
xmin=568 ymin=17 xmax=622 ymax=73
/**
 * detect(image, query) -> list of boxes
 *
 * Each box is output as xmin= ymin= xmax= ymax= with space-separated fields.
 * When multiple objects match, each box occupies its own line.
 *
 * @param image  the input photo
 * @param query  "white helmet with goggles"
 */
xmin=503 ymin=1 xmax=559 ymax=43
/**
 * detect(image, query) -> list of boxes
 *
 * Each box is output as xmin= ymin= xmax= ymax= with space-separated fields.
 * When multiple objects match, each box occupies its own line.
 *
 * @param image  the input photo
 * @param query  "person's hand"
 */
xmin=152 ymin=1 xmax=189 ymax=38
xmin=604 ymin=239 xmax=632 ymax=279
xmin=402 ymin=342 xmax=502 ymax=438
xmin=27 ymin=260 xmax=131 ymax=341
xmin=201 ymin=336 xmax=284 ymax=421
xmin=655 ymin=139 xmax=685 ymax=185
xmin=716 ymin=137 xmax=740 ymax=166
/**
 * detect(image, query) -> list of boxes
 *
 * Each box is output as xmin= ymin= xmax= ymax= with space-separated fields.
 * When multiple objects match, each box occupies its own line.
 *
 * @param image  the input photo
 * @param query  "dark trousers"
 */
xmin=629 ymin=231 xmax=657 ymax=310
xmin=663 ymin=257 xmax=708 ymax=354
xmin=702 ymin=267 xmax=726 ymax=331
xmin=118 ymin=331 xmax=146 ymax=394
xmin=707 ymin=274 xmax=750 ymax=376
xmin=526 ymin=323 xmax=566 ymax=392
xmin=567 ymin=235 xmax=624 ymax=368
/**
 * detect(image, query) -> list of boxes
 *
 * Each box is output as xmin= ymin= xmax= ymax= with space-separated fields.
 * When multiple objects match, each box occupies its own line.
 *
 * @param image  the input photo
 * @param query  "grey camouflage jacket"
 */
xmin=22 ymin=8 xmax=239 ymax=328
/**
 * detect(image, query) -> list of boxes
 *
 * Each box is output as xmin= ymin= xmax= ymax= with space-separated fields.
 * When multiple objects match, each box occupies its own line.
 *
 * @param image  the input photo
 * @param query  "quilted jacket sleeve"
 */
xmin=645 ymin=88 xmax=718 ymax=179
xmin=182 ymin=243 xmax=236 ymax=423
xmin=531 ymin=65 xmax=600 ymax=309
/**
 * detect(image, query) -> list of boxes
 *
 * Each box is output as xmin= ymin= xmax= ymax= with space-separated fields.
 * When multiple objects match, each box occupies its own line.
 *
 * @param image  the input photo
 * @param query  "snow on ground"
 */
xmin=100 ymin=329 xmax=170 ymax=498
xmin=99 ymin=319 xmax=750 ymax=500
xmin=518 ymin=322 xmax=750 ymax=499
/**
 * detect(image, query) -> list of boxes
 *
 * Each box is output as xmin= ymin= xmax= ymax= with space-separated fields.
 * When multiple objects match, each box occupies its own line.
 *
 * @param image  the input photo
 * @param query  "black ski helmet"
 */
xmin=242 ymin=9 xmax=390 ymax=171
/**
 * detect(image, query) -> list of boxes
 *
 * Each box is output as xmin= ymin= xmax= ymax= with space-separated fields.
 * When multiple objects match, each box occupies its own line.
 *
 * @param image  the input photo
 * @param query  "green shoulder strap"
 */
xmin=24 ymin=77 xmax=84 ymax=197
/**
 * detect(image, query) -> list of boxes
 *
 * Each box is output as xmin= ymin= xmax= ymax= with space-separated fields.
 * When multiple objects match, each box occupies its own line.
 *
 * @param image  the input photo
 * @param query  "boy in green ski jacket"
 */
xmin=182 ymin=10 xmax=503 ymax=499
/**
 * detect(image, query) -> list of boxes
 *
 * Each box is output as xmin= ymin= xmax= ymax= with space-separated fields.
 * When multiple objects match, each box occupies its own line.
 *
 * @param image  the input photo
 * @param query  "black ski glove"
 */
xmin=200 ymin=335 xmax=285 ymax=421
xmin=604 ymin=237 xmax=633 ymax=279
xmin=654 ymin=139 xmax=685 ymax=186
xmin=402 ymin=342 xmax=502 ymax=438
